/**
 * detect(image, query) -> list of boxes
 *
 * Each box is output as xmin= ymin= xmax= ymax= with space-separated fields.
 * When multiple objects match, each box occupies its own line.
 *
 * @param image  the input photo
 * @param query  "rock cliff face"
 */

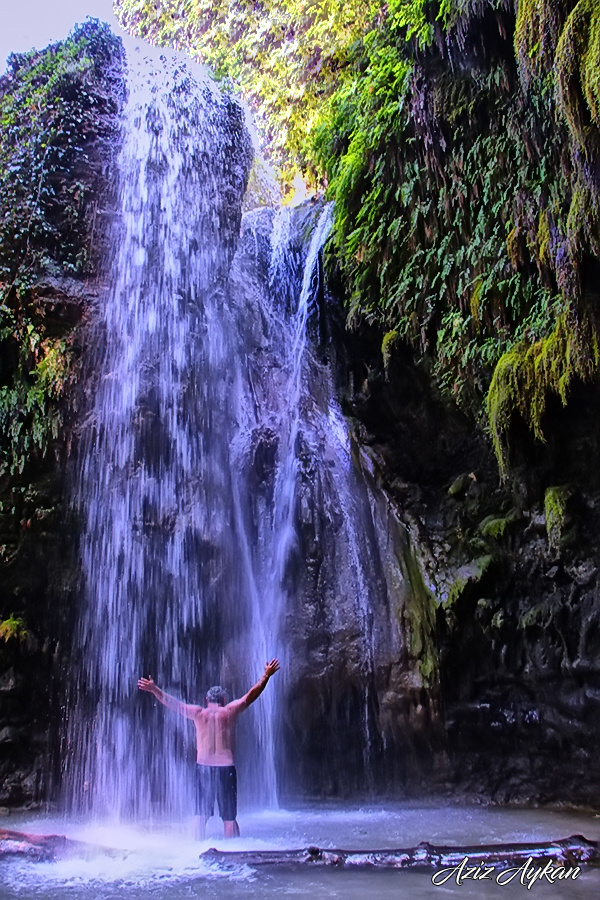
xmin=333 ymin=312 xmax=600 ymax=804
xmin=0 ymin=22 xmax=125 ymax=808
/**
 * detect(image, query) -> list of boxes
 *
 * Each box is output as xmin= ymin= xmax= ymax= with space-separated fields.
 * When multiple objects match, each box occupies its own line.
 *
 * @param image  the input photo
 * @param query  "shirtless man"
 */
xmin=138 ymin=658 xmax=280 ymax=839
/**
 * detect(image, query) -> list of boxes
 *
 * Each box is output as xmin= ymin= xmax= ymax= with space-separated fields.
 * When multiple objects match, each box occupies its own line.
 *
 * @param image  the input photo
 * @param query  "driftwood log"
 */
xmin=201 ymin=835 xmax=600 ymax=871
xmin=1 ymin=827 xmax=598 ymax=872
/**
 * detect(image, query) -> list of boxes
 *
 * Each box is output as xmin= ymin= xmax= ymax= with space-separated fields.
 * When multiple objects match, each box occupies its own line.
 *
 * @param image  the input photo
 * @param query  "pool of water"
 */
xmin=1 ymin=804 xmax=599 ymax=899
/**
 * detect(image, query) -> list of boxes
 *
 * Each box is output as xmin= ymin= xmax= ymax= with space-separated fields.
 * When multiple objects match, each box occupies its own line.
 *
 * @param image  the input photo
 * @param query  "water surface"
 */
xmin=2 ymin=804 xmax=599 ymax=899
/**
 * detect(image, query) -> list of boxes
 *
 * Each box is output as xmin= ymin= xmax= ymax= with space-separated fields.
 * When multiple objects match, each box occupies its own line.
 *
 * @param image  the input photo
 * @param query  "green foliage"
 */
xmin=0 ymin=613 xmax=28 ymax=643
xmin=115 ymin=0 xmax=382 ymax=186
xmin=313 ymin=10 xmax=571 ymax=410
xmin=0 ymin=20 xmax=123 ymax=475
xmin=0 ymin=19 xmax=122 ymax=287
xmin=0 ymin=302 xmax=72 ymax=474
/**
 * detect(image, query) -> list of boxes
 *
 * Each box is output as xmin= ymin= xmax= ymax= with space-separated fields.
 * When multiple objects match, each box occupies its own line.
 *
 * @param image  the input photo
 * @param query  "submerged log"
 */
xmin=0 ymin=828 xmax=116 ymax=862
xmin=201 ymin=835 xmax=599 ymax=871
xmin=0 ymin=828 xmax=72 ymax=861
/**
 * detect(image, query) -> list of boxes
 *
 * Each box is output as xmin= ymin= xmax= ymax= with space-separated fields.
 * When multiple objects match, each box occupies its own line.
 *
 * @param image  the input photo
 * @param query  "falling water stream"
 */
xmin=64 ymin=48 xmax=263 ymax=817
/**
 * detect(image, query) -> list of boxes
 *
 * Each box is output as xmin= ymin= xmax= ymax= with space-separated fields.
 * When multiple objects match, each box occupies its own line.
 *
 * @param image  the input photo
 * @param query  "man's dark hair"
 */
xmin=206 ymin=685 xmax=227 ymax=705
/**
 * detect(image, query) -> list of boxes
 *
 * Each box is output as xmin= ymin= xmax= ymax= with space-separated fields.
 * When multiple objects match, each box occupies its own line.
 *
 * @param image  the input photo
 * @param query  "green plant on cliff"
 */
xmin=0 ymin=19 xmax=122 ymax=286
xmin=312 ymin=0 xmax=600 ymax=463
xmin=312 ymin=7 xmax=572 ymax=409
xmin=0 ymin=614 xmax=28 ymax=644
xmin=555 ymin=0 xmax=600 ymax=157
xmin=0 ymin=305 xmax=73 ymax=474
xmin=114 ymin=0 xmax=381 ymax=185
xmin=0 ymin=20 xmax=122 ymax=475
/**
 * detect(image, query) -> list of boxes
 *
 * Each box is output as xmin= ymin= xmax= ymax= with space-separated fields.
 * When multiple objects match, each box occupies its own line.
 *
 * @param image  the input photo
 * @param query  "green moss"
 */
xmin=446 ymin=575 xmax=469 ymax=606
xmin=567 ymin=176 xmax=600 ymax=257
xmin=0 ymin=613 xmax=28 ymax=643
xmin=448 ymin=473 xmax=471 ymax=497
xmin=398 ymin=536 xmax=438 ymax=685
xmin=469 ymin=279 xmax=483 ymax=330
xmin=442 ymin=555 xmax=493 ymax=608
xmin=544 ymin=484 xmax=570 ymax=549
xmin=555 ymin=0 xmax=600 ymax=157
xmin=506 ymin=227 xmax=521 ymax=270
xmin=536 ymin=208 xmax=553 ymax=267
xmin=479 ymin=513 xmax=512 ymax=539
xmin=514 ymin=0 xmax=574 ymax=82
xmin=381 ymin=328 xmax=400 ymax=377
xmin=486 ymin=313 xmax=600 ymax=473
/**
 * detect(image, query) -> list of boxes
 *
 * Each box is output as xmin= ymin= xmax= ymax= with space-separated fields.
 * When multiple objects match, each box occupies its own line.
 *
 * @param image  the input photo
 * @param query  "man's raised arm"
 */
xmin=228 ymin=659 xmax=280 ymax=712
xmin=138 ymin=676 xmax=201 ymax=719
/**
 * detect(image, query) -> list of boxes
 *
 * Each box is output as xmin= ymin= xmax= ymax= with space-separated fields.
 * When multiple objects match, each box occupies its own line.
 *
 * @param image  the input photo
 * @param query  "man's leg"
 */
xmin=194 ymin=815 xmax=208 ymax=840
xmin=223 ymin=819 xmax=240 ymax=838
xmin=217 ymin=766 xmax=239 ymax=838
xmin=195 ymin=766 xmax=215 ymax=840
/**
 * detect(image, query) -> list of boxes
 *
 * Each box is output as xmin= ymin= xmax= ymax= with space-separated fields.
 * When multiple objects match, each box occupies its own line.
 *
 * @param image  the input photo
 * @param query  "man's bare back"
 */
xmin=193 ymin=704 xmax=239 ymax=766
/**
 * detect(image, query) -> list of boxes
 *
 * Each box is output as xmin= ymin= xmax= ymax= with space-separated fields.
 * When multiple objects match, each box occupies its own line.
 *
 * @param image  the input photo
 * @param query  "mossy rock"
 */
xmin=544 ymin=484 xmax=572 ymax=549
xmin=479 ymin=509 xmax=520 ymax=540
xmin=486 ymin=314 xmax=600 ymax=473
xmin=396 ymin=536 xmax=438 ymax=687
xmin=515 ymin=0 xmax=575 ymax=82
xmin=441 ymin=555 xmax=494 ymax=608
xmin=381 ymin=329 xmax=400 ymax=378
xmin=448 ymin=473 xmax=474 ymax=498
xmin=0 ymin=615 xmax=28 ymax=644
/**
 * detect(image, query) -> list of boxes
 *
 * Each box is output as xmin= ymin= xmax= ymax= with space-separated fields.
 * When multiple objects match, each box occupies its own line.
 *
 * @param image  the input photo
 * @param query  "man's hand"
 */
xmin=264 ymin=658 xmax=280 ymax=678
xmin=138 ymin=676 xmax=158 ymax=695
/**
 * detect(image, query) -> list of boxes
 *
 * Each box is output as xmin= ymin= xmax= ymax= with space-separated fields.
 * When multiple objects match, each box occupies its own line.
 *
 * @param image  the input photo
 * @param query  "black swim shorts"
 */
xmin=195 ymin=765 xmax=237 ymax=821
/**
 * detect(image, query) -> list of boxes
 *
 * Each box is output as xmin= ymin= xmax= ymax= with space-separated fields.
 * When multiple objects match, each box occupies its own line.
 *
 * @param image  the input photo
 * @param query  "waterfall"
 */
xmin=64 ymin=49 xmax=255 ymax=818
xmin=63 ymin=47 xmax=342 ymax=818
